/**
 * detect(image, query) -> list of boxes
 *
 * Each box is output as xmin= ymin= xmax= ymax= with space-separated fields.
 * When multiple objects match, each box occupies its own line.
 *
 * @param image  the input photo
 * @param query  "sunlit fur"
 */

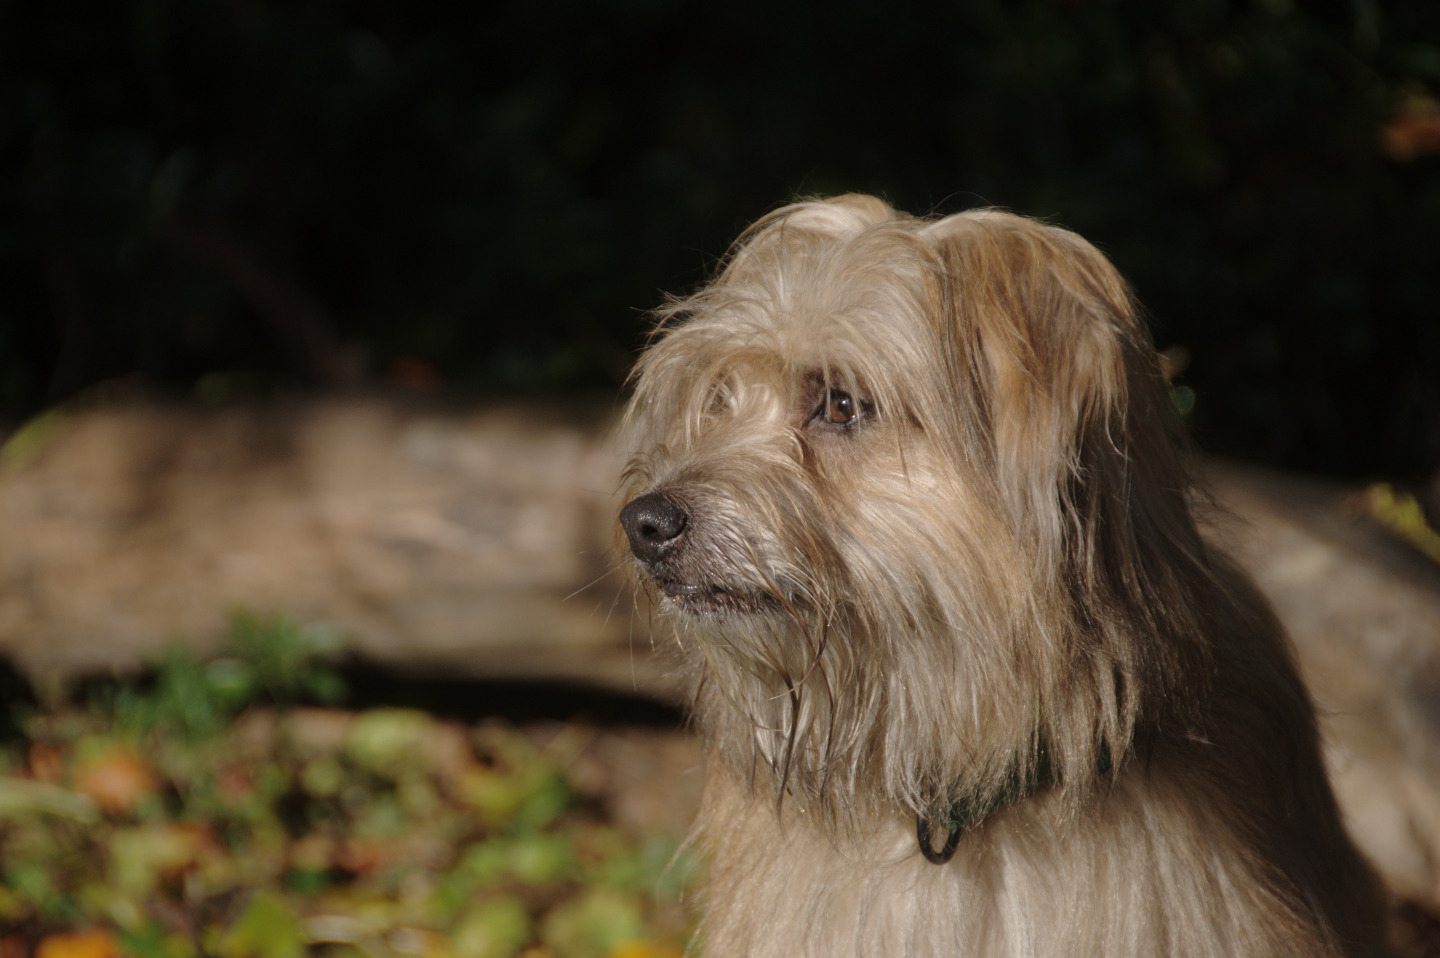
xmin=618 ymin=195 xmax=1390 ymax=957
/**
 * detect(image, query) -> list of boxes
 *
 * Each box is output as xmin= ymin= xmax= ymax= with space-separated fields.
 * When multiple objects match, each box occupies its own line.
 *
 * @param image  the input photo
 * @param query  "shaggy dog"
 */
xmin=617 ymin=195 xmax=1389 ymax=957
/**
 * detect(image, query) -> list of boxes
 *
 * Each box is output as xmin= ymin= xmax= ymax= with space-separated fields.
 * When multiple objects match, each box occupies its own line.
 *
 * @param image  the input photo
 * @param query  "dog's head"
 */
xmin=617 ymin=195 xmax=1213 ymax=815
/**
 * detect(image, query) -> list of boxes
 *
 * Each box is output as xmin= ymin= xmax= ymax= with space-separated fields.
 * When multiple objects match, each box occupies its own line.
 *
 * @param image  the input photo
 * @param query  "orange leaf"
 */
xmin=27 ymin=743 xmax=64 ymax=784
xmin=1381 ymin=94 xmax=1440 ymax=162
xmin=35 ymin=929 xmax=121 ymax=958
xmin=608 ymin=945 xmax=684 ymax=958
xmin=75 ymin=749 xmax=159 ymax=815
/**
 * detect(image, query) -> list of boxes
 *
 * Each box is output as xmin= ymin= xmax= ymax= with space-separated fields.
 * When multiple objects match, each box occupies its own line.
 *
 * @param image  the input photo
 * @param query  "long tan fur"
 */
xmin=617 ymin=195 xmax=1390 ymax=957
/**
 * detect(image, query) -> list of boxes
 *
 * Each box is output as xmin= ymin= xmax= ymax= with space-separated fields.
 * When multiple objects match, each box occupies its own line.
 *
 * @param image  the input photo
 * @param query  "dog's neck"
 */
xmin=916 ymin=742 xmax=1115 ymax=864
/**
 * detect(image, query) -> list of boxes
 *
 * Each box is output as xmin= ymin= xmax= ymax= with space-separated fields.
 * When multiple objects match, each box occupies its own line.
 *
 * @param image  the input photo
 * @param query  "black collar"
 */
xmin=916 ymin=743 xmax=1113 ymax=864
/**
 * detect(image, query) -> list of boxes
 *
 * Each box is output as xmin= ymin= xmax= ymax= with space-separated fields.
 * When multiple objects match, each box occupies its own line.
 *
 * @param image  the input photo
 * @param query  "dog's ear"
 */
xmin=922 ymin=210 xmax=1213 ymax=732
xmin=920 ymin=211 xmax=1198 ymax=598
xmin=922 ymin=213 xmax=1138 ymax=531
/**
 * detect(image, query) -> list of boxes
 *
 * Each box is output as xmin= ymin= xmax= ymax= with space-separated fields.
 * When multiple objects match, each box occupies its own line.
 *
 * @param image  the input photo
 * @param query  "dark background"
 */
xmin=3 ymin=0 xmax=1438 ymax=479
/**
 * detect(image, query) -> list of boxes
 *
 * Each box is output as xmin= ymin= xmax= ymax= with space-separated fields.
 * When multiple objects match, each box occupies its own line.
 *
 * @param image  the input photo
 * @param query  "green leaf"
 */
xmin=212 ymin=894 xmax=306 ymax=958
xmin=0 ymin=408 xmax=68 ymax=471
xmin=505 ymin=833 xmax=575 ymax=887
xmin=0 ymin=776 xmax=100 ymax=822
xmin=224 ymin=613 xmax=345 ymax=708
xmin=451 ymin=896 xmax=532 ymax=958
xmin=345 ymin=709 xmax=435 ymax=779
xmin=540 ymin=888 xmax=646 ymax=958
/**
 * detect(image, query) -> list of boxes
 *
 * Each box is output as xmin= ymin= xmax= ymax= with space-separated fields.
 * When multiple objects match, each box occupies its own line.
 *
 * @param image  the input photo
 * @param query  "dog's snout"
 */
xmin=621 ymin=492 xmax=688 ymax=563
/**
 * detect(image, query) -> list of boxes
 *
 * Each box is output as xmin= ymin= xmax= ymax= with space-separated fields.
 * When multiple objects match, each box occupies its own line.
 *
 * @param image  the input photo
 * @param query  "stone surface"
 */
xmin=1206 ymin=462 xmax=1440 ymax=908
xmin=0 ymin=398 xmax=663 ymax=695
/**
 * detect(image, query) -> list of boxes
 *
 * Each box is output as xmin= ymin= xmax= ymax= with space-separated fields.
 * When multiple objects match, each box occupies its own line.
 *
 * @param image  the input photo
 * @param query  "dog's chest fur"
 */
xmin=696 ymin=767 xmax=1317 ymax=958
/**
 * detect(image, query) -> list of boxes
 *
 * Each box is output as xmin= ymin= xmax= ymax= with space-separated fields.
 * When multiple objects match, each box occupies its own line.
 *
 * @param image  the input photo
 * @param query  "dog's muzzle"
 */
xmin=620 ymin=491 xmax=772 ymax=614
xmin=620 ymin=492 xmax=688 ymax=564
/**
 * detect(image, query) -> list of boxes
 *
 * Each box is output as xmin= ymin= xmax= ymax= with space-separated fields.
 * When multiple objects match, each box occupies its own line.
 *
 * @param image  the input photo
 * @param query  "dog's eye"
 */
xmin=826 ymin=392 xmax=857 ymax=425
xmin=808 ymin=389 xmax=872 ymax=432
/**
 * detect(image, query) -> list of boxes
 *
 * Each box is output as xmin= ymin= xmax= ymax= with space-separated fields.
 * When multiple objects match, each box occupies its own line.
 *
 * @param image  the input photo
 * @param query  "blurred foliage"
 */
xmin=0 ymin=616 xmax=698 ymax=957
xmin=1357 ymin=481 xmax=1440 ymax=564
xmin=1 ymin=0 xmax=1438 ymax=475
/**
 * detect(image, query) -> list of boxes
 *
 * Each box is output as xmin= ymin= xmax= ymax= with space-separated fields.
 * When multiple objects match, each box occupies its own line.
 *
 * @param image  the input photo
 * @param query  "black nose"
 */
xmin=620 ymin=492 xmax=688 ymax=563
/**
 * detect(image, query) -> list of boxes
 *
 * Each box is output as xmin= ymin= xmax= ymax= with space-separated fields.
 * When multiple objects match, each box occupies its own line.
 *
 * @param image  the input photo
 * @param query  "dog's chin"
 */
xmin=652 ymin=576 xmax=776 ymax=617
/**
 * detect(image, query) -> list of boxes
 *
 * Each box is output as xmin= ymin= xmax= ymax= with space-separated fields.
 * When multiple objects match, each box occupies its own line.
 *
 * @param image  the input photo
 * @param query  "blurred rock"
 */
xmin=1205 ymin=462 xmax=1440 ymax=909
xmin=0 ymin=398 xmax=655 ymax=695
